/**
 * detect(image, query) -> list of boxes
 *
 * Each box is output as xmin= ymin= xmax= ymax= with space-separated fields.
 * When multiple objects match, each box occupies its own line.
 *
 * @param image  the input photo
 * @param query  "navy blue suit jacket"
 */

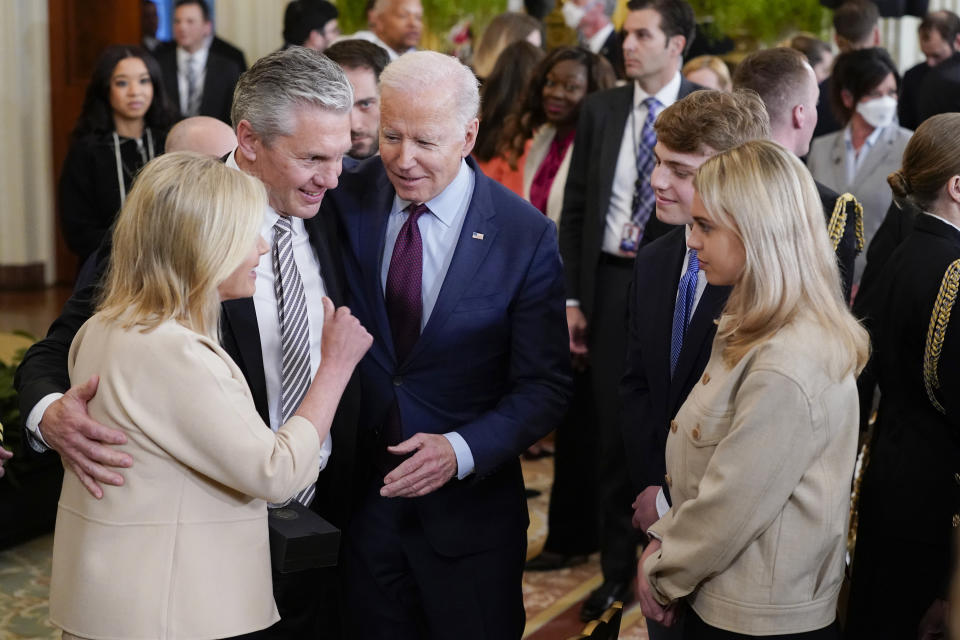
xmin=619 ymin=226 xmax=730 ymax=499
xmin=325 ymin=156 xmax=572 ymax=556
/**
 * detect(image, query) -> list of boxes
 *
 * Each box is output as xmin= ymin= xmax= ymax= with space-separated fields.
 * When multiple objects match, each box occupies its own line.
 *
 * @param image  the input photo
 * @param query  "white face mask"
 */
xmin=562 ymin=1 xmax=586 ymax=29
xmin=856 ymin=95 xmax=897 ymax=129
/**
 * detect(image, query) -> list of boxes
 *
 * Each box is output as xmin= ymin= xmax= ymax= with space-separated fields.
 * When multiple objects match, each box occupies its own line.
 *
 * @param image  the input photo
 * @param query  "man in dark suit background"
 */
xmin=556 ymin=0 xmax=700 ymax=621
xmin=733 ymin=47 xmax=862 ymax=300
xmin=563 ymin=0 xmax=626 ymax=79
xmin=899 ymin=10 xmax=960 ymax=129
xmin=155 ymin=0 xmax=247 ymax=125
xmin=622 ymin=88 xmax=771 ymax=636
xmin=15 ymin=47 xmax=358 ymax=639
xmin=323 ymin=50 xmax=571 ymax=639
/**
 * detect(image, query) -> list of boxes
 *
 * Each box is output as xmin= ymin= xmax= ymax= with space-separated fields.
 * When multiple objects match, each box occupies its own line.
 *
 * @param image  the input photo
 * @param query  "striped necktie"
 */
xmin=273 ymin=216 xmax=316 ymax=506
xmin=631 ymin=96 xmax=662 ymax=229
xmin=185 ymin=54 xmax=201 ymax=116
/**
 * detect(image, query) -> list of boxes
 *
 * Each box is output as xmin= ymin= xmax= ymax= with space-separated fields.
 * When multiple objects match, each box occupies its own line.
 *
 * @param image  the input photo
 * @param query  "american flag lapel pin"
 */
xmin=472 ymin=232 xmax=484 ymax=240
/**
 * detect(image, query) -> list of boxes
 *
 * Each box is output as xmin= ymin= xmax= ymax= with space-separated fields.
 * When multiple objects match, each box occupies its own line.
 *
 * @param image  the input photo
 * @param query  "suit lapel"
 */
xmin=596 ymin=86 xmax=634 ymax=234
xmin=403 ymin=163 xmax=499 ymax=365
xmin=669 ymin=284 xmax=730 ymax=411
xmin=649 ymin=232 xmax=687 ymax=387
xmin=851 ymin=127 xmax=896 ymax=192
xmin=220 ymin=298 xmax=269 ymax=423
xmin=304 ymin=214 xmax=343 ymax=305
xmin=360 ymin=170 xmax=399 ymax=367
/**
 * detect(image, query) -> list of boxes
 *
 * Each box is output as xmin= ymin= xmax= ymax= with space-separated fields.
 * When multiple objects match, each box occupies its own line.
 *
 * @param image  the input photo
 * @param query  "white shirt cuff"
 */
xmin=565 ymin=299 xmax=580 ymax=307
xmin=26 ymin=393 xmax=62 ymax=451
xmin=443 ymin=432 xmax=474 ymax=479
xmin=655 ymin=486 xmax=670 ymax=518
xmin=317 ymin=432 xmax=333 ymax=472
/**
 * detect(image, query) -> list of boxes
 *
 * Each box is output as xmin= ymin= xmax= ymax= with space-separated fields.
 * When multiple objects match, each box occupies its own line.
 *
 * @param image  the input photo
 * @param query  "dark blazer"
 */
xmin=899 ymin=61 xmax=928 ymax=131
xmin=619 ymin=225 xmax=730 ymax=498
xmin=597 ymin=27 xmax=625 ymax=80
xmin=558 ymin=77 xmax=701 ymax=318
xmin=813 ymin=75 xmax=841 ymax=139
xmin=15 ymin=204 xmax=360 ymax=530
xmin=326 ymin=156 xmax=572 ymax=557
xmin=155 ymin=37 xmax=246 ymax=124
xmin=917 ymin=51 xmax=960 ymax=125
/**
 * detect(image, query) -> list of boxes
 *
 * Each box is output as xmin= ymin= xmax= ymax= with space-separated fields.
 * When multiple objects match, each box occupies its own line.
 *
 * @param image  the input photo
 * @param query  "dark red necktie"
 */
xmin=385 ymin=203 xmax=428 ymax=363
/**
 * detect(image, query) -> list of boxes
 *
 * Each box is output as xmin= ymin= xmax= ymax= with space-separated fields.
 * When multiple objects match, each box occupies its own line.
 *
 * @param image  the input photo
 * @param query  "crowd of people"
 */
xmin=5 ymin=0 xmax=960 ymax=638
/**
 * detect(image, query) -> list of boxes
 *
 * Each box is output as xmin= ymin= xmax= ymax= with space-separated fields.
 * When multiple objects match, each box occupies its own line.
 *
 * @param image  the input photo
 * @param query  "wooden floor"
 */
xmin=0 ymin=286 xmax=72 ymax=339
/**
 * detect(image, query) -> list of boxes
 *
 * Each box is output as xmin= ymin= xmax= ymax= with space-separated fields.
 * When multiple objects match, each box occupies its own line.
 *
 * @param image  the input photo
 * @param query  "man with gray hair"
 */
xmin=15 ymin=46 xmax=359 ymax=638
xmin=563 ymin=0 xmax=625 ymax=78
xmin=323 ymin=50 xmax=571 ymax=638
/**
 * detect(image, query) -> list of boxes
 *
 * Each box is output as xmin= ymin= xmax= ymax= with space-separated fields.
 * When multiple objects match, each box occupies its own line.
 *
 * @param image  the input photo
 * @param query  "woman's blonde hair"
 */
xmin=694 ymin=139 xmax=869 ymax=376
xmin=97 ymin=151 xmax=266 ymax=339
xmin=682 ymin=55 xmax=732 ymax=91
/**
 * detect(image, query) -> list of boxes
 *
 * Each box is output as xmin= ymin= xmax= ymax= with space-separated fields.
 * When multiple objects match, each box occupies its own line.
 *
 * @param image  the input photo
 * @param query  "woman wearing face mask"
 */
xmin=637 ymin=139 xmax=868 ymax=638
xmin=808 ymin=47 xmax=912 ymax=288
xmin=60 ymin=45 xmax=174 ymax=268
xmin=844 ymin=113 xmax=960 ymax=640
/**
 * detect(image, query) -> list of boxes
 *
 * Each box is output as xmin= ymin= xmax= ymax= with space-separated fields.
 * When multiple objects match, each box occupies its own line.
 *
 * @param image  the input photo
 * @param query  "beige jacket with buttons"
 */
xmin=644 ymin=317 xmax=858 ymax=635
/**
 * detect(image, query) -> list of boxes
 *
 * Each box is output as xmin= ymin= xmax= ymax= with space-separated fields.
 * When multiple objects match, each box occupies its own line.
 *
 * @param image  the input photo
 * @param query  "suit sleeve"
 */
xmin=14 ymin=244 xmax=108 ymax=449
xmin=835 ymin=198 xmax=859 ymax=302
xmin=619 ymin=257 xmax=659 ymax=493
xmin=76 ymin=330 xmax=322 ymax=503
xmin=557 ymin=98 xmax=597 ymax=301
xmin=456 ymin=221 xmax=573 ymax=476
xmin=643 ymin=369 xmax=820 ymax=603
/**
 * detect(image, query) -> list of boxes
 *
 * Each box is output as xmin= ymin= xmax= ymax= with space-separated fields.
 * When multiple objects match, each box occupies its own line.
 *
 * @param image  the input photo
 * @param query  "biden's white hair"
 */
xmin=379 ymin=51 xmax=479 ymax=130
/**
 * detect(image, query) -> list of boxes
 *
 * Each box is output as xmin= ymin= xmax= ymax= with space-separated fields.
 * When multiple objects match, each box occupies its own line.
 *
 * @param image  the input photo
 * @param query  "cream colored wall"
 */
xmin=214 ymin=0 xmax=289 ymax=66
xmin=0 ymin=1 xmax=54 ymax=280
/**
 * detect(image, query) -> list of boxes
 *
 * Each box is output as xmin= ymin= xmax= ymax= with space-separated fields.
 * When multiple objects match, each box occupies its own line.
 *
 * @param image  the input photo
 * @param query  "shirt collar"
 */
xmin=633 ymin=71 xmax=683 ymax=111
xmin=843 ymin=123 xmax=886 ymax=151
xmin=922 ymin=210 xmax=960 ymax=234
xmin=391 ymin=159 xmax=473 ymax=227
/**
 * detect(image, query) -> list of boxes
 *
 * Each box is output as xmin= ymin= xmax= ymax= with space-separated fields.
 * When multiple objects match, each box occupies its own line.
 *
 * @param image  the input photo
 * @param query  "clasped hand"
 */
xmin=380 ymin=433 xmax=458 ymax=498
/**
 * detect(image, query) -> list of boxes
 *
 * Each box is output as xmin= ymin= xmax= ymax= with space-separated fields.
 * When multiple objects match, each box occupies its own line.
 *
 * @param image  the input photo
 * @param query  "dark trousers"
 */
xmin=685 ymin=610 xmax=840 ymax=639
xmin=543 ymin=367 xmax=600 ymax=555
xmin=237 ymin=565 xmax=342 ymax=639
xmin=343 ymin=482 xmax=527 ymax=639
xmin=590 ymin=260 xmax=640 ymax=583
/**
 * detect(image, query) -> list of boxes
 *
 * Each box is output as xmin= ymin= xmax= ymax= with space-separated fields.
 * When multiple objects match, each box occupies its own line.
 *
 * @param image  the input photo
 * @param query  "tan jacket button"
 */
xmin=955 ymin=472 xmax=960 ymax=485
xmin=702 ymin=372 xmax=711 ymax=384
xmin=670 ymin=420 xmax=678 ymax=433
xmin=692 ymin=426 xmax=701 ymax=440
xmin=664 ymin=473 xmax=672 ymax=487
xmin=954 ymin=514 xmax=960 ymax=528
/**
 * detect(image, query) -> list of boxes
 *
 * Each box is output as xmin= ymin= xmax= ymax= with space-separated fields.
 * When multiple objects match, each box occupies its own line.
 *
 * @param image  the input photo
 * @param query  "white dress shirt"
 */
xmin=586 ymin=23 xmax=615 ymax=55
xmin=602 ymin=71 xmax=683 ymax=256
xmin=380 ymin=160 xmax=477 ymax=479
xmin=224 ymin=152 xmax=334 ymax=470
xmin=843 ymin=124 xmax=885 ymax=186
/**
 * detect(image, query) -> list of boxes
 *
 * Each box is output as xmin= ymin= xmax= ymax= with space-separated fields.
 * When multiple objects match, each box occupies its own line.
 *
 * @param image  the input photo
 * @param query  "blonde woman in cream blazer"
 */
xmin=638 ymin=141 xmax=869 ymax=638
xmin=523 ymin=124 xmax=573 ymax=225
xmin=50 ymin=153 xmax=371 ymax=640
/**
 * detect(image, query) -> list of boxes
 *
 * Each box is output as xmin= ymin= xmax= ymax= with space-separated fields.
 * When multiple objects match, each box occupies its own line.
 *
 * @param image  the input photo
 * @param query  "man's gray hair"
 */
xmin=379 ymin=51 xmax=479 ymax=129
xmin=231 ymin=46 xmax=353 ymax=144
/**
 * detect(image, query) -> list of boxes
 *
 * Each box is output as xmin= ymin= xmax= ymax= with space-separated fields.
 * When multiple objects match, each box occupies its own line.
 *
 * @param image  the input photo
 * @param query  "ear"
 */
xmin=841 ymin=89 xmax=854 ymax=111
xmin=948 ymin=175 xmax=960 ymax=205
xmin=667 ymin=34 xmax=686 ymax=58
xmin=792 ymin=103 xmax=805 ymax=131
xmin=235 ymin=120 xmax=259 ymax=163
xmin=461 ymin=118 xmax=479 ymax=158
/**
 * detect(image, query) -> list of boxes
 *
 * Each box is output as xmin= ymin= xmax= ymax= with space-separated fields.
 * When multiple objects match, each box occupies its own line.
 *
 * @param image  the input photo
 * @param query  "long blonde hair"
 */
xmin=694 ymin=139 xmax=869 ymax=377
xmin=97 ymin=152 xmax=266 ymax=339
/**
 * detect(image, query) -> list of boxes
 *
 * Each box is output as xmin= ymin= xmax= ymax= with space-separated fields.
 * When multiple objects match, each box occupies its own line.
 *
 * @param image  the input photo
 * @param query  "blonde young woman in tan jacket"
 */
xmin=51 ymin=152 xmax=372 ymax=640
xmin=637 ymin=140 xmax=869 ymax=638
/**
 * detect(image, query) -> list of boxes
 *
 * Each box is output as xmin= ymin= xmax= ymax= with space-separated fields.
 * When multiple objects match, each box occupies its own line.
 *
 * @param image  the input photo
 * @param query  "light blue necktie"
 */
xmin=670 ymin=249 xmax=699 ymax=375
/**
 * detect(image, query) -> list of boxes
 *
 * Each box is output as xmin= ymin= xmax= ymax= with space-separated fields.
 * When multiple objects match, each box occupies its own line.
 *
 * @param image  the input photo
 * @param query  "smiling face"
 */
xmin=687 ymin=192 xmax=746 ymax=286
xmin=542 ymin=58 xmax=589 ymax=129
xmin=379 ymin=85 xmax=477 ymax=203
xmin=218 ymin=235 xmax=269 ymax=301
xmin=650 ymin=141 xmax=713 ymax=226
xmin=238 ymin=105 xmax=352 ymax=219
xmin=109 ymin=57 xmax=153 ymax=125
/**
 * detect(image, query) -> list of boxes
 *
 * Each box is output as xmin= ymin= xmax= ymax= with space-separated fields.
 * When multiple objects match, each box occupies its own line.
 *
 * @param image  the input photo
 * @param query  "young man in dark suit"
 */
xmin=155 ymin=0 xmax=247 ymax=125
xmin=15 ymin=48 xmax=358 ymax=639
xmin=556 ymin=0 xmax=700 ymax=621
xmin=622 ymin=89 xmax=771 ymax=636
